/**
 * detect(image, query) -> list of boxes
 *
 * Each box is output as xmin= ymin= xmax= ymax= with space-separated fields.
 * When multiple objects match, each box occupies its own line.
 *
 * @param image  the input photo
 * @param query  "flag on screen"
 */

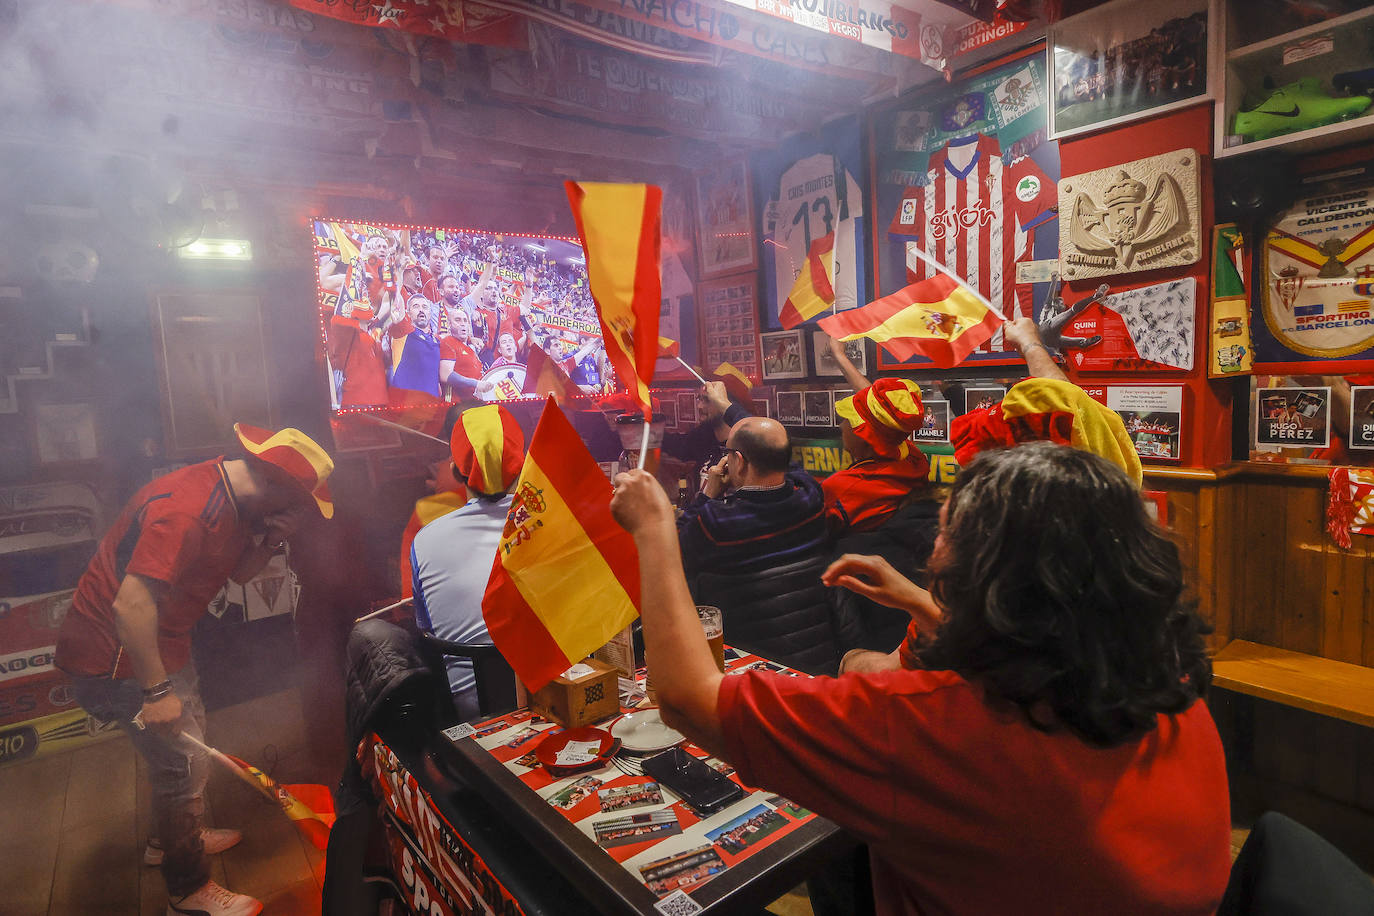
xmin=779 ymin=233 xmax=836 ymax=329
xmin=818 ymin=273 xmax=1002 ymax=369
xmin=565 ymin=181 xmax=662 ymax=418
xmin=523 ymin=344 xmax=579 ymax=401
xmin=657 ymin=336 xmax=680 ymax=359
xmin=713 ymin=362 xmax=755 ymax=403
xmin=483 ymin=397 xmax=641 ymax=690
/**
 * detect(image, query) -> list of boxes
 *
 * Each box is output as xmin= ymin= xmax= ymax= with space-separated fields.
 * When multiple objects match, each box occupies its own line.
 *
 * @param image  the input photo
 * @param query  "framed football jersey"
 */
xmin=869 ymin=44 xmax=1062 ymax=368
xmin=753 ymin=113 xmax=868 ymax=334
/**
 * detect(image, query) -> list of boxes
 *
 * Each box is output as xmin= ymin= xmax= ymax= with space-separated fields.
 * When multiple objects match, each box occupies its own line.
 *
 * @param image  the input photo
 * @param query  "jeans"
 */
xmin=71 ymin=665 xmax=210 ymax=897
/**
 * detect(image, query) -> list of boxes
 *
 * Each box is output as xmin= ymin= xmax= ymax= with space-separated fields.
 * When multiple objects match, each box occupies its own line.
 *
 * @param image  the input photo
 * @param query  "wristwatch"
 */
xmin=141 ymin=679 xmax=175 ymax=702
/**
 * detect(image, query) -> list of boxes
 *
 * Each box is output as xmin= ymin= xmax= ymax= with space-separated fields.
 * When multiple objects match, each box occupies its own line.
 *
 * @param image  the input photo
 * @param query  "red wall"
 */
xmin=1057 ymin=104 xmax=1233 ymax=468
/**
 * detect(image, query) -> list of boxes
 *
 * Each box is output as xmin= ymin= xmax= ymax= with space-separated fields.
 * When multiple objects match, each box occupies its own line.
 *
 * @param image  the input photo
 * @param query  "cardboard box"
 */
xmin=529 ymin=658 xmax=619 ymax=728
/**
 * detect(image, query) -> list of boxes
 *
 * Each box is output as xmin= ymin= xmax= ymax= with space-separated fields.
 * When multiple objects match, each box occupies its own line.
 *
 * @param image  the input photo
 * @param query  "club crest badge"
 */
xmin=1059 ymin=149 xmax=1201 ymax=280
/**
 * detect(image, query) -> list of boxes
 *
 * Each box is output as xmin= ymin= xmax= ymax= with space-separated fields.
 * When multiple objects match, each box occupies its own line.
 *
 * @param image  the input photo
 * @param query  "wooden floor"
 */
xmin=0 ymin=682 xmax=1270 ymax=916
xmin=1 ymin=687 xmax=325 ymax=916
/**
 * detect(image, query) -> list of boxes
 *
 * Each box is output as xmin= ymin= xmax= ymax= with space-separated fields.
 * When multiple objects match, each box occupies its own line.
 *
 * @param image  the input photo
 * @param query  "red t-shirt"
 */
xmin=717 ymin=669 xmax=1230 ymax=916
xmin=822 ymin=454 xmax=930 ymax=532
xmin=56 ymin=461 xmax=253 ymax=678
xmin=440 ymin=335 xmax=484 ymax=381
xmin=327 ymin=317 xmax=389 ymax=407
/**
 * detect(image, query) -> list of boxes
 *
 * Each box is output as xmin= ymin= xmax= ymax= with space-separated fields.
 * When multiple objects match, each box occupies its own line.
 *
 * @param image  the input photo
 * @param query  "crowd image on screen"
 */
xmin=315 ymin=220 xmax=615 ymax=411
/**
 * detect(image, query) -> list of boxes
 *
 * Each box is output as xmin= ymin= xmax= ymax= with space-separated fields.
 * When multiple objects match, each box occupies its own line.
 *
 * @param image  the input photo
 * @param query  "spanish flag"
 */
xmin=713 ymin=362 xmax=754 ymax=403
xmin=656 ymin=336 xmax=680 ymax=359
xmin=522 ymin=343 xmax=579 ymax=401
xmin=818 ymin=273 xmax=1001 ymax=369
xmin=565 ymin=181 xmax=662 ymax=418
xmin=483 ymin=397 xmax=641 ymax=690
xmin=779 ymin=233 xmax=836 ymax=329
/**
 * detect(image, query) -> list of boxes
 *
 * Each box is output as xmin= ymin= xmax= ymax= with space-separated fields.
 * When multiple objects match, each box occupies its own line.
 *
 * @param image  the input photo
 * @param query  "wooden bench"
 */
xmin=1211 ymin=640 xmax=1374 ymax=729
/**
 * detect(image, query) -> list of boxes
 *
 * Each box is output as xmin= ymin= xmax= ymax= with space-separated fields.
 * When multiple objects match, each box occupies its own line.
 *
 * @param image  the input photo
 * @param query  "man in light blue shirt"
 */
xmin=410 ymin=404 xmax=525 ymax=720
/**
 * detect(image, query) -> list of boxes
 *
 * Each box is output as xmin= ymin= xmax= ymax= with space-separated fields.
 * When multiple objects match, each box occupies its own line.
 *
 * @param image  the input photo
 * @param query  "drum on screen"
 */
xmin=480 ymin=366 xmax=526 ymax=402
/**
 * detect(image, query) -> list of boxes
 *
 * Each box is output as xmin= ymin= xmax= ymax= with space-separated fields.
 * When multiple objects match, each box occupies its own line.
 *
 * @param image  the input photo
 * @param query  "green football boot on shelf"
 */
xmin=1233 ymin=77 xmax=1372 ymax=142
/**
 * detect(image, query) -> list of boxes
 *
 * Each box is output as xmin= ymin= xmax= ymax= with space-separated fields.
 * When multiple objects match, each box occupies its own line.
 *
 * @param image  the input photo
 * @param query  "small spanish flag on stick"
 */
xmin=565 ymin=181 xmax=662 ymax=419
xmin=819 ymin=247 xmax=1004 ymax=369
xmin=483 ymin=397 xmax=641 ymax=690
xmin=713 ymin=362 xmax=755 ymax=403
xmin=779 ymin=233 xmax=836 ymax=329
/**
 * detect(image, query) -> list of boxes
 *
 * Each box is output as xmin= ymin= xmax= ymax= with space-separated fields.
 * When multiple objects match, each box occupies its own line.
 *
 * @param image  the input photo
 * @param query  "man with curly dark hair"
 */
xmin=610 ymin=444 xmax=1229 ymax=915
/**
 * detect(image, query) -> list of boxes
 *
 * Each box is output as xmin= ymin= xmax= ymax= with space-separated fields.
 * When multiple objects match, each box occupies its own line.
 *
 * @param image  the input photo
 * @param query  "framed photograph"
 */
xmin=751 ymin=397 xmax=771 ymax=418
xmin=676 ymin=391 xmax=699 ymax=428
xmin=1255 ymin=386 xmax=1331 ymax=449
xmin=695 ymin=159 xmax=756 ymax=278
xmin=696 ymin=274 xmax=763 ymax=383
xmin=151 ymin=290 xmax=274 ymax=458
xmin=1350 ymin=387 xmax=1374 ymax=450
xmin=811 ymin=334 xmax=867 ymax=378
xmin=775 ymin=391 xmax=803 ymax=426
xmin=1048 ymin=0 xmax=1211 ymax=141
xmin=803 ymin=391 xmax=834 ymax=427
xmin=912 ymin=400 xmax=951 ymax=444
xmin=34 ymin=403 xmax=99 ymax=464
xmin=760 ymin=330 xmax=806 ymax=380
xmin=657 ymin=396 xmax=678 ymax=431
xmin=964 ymin=386 xmax=1007 ymax=414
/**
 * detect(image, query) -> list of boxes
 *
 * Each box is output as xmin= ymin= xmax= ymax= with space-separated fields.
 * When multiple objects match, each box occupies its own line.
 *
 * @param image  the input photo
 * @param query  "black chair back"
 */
xmin=418 ymin=632 xmax=519 ymax=722
xmin=693 ymin=553 xmax=855 ymax=676
xmin=1218 ymin=811 xmax=1374 ymax=915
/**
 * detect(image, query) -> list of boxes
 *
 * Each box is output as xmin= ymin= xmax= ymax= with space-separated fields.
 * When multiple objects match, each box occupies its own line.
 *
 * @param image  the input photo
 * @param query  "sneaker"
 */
xmin=166 ymin=881 xmax=262 ymax=916
xmin=144 ymin=827 xmax=243 ymax=866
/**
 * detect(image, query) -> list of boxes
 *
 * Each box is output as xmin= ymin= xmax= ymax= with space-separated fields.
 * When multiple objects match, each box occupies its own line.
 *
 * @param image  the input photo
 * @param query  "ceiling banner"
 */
xmin=715 ymin=0 xmax=951 ymax=71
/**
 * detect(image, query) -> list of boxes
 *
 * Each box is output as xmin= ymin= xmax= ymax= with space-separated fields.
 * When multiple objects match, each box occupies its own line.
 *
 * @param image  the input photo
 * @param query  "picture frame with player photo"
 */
xmin=913 ymin=400 xmax=951 ymax=443
xmin=676 ymin=391 xmax=698 ymax=428
xmin=963 ymin=386 xmax=1007 ymax=414
xmin=1349 ymin=386 xmax=1374 ymax=450
xmin=760 ymin=330 xmax=806 ymax=380
xmin=751 ymin=397 xmax=771 ymax=418
xmin=1255 ymin=387 xmax=1331 ymax=449
xmin=812 ymin=333 xmax=867 ymax=377
xmin=803 ymin=391 xmax=834 ymax=427
xmin=657 ymin=396 xmax=678 ymax=431
xmin=1047 ymin=0 xmax=1211 ymax=141
xmin=775 ymin=391 xmax=804 ymax=426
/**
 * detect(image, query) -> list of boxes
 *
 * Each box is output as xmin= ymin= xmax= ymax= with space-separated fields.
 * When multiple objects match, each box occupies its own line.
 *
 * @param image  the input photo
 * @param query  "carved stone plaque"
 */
xmin=1058 ymin=148 xmax=1201 ymax=281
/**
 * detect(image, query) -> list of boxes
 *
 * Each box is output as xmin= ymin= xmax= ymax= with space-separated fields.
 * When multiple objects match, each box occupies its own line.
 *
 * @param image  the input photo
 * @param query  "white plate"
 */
xmin=611 ymin=708 xmax=685 ymax=754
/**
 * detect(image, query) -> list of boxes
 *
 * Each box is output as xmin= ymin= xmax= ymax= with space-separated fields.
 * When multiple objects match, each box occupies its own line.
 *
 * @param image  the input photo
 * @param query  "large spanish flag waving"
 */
xmin=565 ymin=181 xmax=662 ymax=418
xmin=483 ymin=397 xmax=641 ymax=690
xmin=779 ymin=234 xmax=836 ymax=329
xmin=818 ymin=273 xmax=1002 ymax=369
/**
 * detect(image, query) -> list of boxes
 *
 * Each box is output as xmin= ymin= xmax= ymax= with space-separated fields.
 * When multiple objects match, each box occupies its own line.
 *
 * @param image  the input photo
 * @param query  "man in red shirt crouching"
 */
xmin=56 ymin=424 xmax=334 ymax=916
xmin=610 ymin=443 xmax=1230 ymax=916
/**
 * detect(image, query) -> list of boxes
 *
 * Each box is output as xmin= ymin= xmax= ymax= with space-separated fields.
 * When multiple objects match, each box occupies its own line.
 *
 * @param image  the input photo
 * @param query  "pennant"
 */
xmin=657 ymin=337 xmax=681 ymax=359
xmin=713 ymin=362 xmax=755 ymax=403
xmin=523 ymin=344 xmax=580 ymax=401
xmin=565 ymin=181 xmax=663 ymax=419
xmin=483 ymin=397 xmax=641 ymax=690
xmin=1327 ymin=466 xmax=1374 ymax=550
xmin=818 ymin=273 xmax=1002 ymax=369
xmin=779 ymin=234 xmax=837 ymax=329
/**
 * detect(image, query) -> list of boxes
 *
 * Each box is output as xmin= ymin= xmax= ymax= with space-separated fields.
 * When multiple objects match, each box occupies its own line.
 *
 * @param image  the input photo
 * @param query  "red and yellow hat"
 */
xmin=950 ymin=378 xmax=1143 ymax=486
xmin=833 ymin=378 xmax=925 ymax=459
xmin=451 ymin=404 xmax=525 ymax=496
xmin=234 ymin=423 xmax=335 ymax=518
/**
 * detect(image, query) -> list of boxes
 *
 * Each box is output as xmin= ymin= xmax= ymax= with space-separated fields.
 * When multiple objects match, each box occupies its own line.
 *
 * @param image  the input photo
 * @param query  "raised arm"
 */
xmin=826 ymin=333 xmax=871 ymax=391
xmin=611 ymin=470 xmax=726 ymax=752
xmin=1004 ymin=317 xmax=1069 ymax=382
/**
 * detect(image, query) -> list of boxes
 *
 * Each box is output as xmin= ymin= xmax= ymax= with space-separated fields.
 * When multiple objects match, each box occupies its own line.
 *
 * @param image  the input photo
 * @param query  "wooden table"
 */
xmin=426 ymin=649 xmax=855 ymax=915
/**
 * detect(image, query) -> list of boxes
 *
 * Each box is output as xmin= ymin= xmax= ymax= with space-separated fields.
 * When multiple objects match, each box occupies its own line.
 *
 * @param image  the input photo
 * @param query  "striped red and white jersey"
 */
xmin=890 ymin=133 xmax=1054 ymax=352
